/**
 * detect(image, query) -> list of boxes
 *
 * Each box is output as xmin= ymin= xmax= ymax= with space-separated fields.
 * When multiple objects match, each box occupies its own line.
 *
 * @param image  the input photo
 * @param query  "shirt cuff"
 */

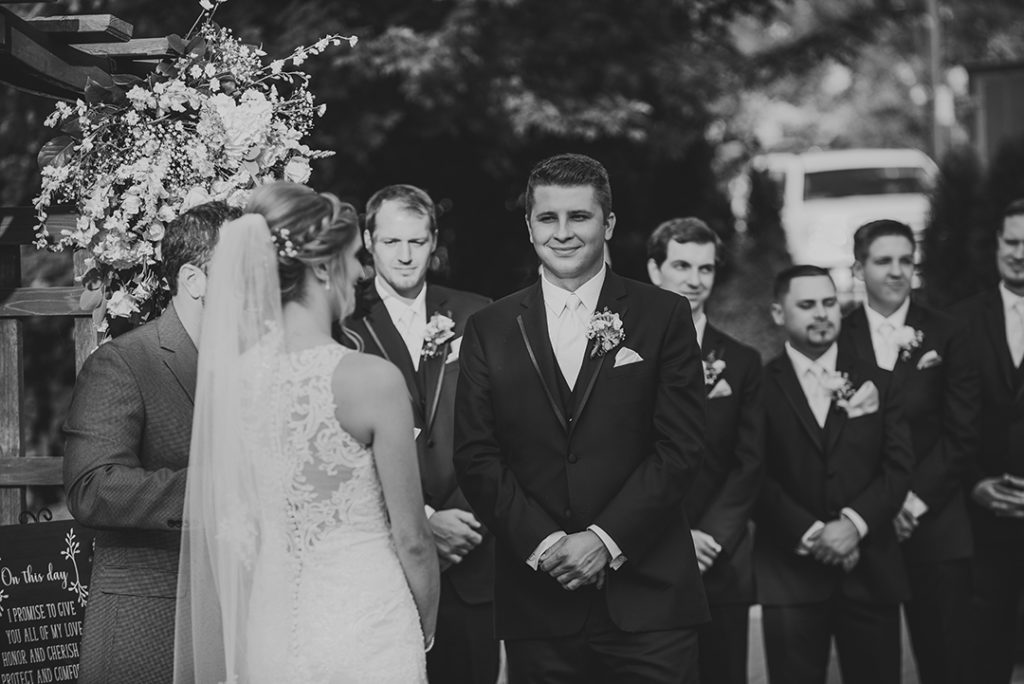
xmin=841 ymin=507 xmax=868 ymax=538
xmin=796 ymin=520 xmax=825 ymax=555
xmin=587 ymin=524 xmax=627 ymax=570
xmin=424 ymin=505 xmax=436 ymax=519
xmin=903 ymin=490 xmax=929 ymax=519
xmin=526 ymin=531 xmax=567 ymax=570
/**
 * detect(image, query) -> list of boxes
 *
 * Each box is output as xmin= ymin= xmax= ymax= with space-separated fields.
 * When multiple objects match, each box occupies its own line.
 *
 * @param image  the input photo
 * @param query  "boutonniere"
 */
xmin=585 ymin=308 xmax=625 ymax=358
xmin=820 ymin=370 xmax=856 ymax=404
xmin=835 ymin=380 xmax=880 ymax=418
xmin=703 ymin=351 xmax=726 ymax=389
xmin=892 ymin=325 xmax=924 ymax=362
xmin=421 ymin=312 xmax=455 ymax=359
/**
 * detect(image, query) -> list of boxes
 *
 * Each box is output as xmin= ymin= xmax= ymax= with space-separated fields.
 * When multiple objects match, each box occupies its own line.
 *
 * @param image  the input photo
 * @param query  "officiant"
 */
xmin=338 ymin=184 xmax=497 ymax=684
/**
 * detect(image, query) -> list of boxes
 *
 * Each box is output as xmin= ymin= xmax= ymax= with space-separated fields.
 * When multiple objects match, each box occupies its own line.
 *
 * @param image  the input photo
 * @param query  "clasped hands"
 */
xmin=429 ymin=509 xmax=483 ymax=571
xmin=973 ymin=475 xmax=1024 ymax=519
xmin=804 ymin=517 xmax=860 ymax=572
xmin=538 ymin=531 xmax=610 ymax=591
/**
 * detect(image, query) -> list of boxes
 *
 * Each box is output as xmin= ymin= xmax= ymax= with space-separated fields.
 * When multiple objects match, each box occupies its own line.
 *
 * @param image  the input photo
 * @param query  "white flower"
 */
xmin=283 ymin=156 xmax=311 ymax=184
xmin=585 ymin=308 xmax=625 ymax=358
xmin=180 ymin=186 xmax=212 ymax=211
xmin=892 ymin=326 xmax=924 ymax=362
xmin=207 ymin=91 xmax=273 ymax=164
xmin=106 ymin=290 xmax=138 ymax=318
xmin=145 ymin=222 xmax=166 ymax=242
xmin=422 ymin=313 xmax=456 ymax=358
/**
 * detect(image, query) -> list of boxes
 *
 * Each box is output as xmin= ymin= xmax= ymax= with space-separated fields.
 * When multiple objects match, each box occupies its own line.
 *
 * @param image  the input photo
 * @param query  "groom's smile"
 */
xmin=527 ymin=184 xmax=615 ymax=292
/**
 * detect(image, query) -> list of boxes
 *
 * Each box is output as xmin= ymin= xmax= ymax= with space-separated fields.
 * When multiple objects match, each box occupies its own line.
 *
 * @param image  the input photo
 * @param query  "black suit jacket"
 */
xmin=339 ymin=283 xmax=493 ymax=604
xmin=63 ymin=304 xmax=193 ymax=682
xmin=840 ymin=303 xmax=976 ymax=562
xmin=685 ymin=324 xmax=764 ymax=605
xmin=754 ymin=347 xmax=913 ymax=606
xmin=454 ymin=271 xmax=710 ymax=639
xmin=951 ymin=288 xmax=1024 ymax=546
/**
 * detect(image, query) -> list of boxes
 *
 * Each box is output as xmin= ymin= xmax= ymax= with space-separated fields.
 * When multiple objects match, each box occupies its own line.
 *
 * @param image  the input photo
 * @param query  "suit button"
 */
xmin=427 ymin=440 xmax=435 ymax=448
xmin=564 ymin=508 xmax=572 ymax=519
xmin=567 ymin=453 xmax=579 ymax=464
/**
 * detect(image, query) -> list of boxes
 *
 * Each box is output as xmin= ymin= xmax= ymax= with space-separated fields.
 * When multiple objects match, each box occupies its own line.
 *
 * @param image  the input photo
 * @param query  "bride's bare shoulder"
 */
xmin=332 ymin=351 xmax=406 ymax=400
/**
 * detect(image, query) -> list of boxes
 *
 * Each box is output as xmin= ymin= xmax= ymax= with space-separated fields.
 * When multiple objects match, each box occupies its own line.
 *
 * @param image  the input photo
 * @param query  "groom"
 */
xmin=455 ymin=153 xmax=710 ymax=683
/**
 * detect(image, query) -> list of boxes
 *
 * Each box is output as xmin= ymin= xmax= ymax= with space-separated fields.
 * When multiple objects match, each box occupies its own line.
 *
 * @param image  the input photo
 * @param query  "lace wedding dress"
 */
xmin=244 ymin=344 xmax=427 ymax=683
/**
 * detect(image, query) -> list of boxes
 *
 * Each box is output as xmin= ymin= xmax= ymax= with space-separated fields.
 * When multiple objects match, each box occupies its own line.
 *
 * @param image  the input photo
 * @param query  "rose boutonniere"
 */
xmin=703 ymin=351 xmax=726 ymax=389
xmin=892 ymin=325 xmax=924 ymax=362
xmin=421 ymin=312 xmax=455 ymax=359
xmin=820 ymin=370 xmax=856 ymax=404
xmin=585 ymin=308 xmax=625 ymax=358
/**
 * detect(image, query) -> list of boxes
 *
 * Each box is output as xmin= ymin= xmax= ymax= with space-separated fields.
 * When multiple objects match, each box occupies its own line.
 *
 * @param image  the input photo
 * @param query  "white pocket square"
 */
xmin=445 ymin=336 xmax=462 ymax=364
xmin=839 ymin=380 xmax=879 ymax=418
xmin=613 ymin=347 xmax=643 ymax=368
xmin=916 ymin=349 xmax=942 ymax=370
xmin=707 ymin=379 xmax=733 ymax=399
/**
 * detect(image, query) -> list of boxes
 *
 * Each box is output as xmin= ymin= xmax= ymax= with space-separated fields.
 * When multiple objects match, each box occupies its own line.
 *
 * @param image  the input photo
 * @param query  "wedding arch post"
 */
xmin=0 ymin=3 xmax=169 ymax=526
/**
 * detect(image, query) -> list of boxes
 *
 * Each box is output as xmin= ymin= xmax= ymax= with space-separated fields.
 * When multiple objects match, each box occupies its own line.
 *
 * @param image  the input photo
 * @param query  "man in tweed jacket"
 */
xmin=63 ymin=202 xmax=237 ymax=684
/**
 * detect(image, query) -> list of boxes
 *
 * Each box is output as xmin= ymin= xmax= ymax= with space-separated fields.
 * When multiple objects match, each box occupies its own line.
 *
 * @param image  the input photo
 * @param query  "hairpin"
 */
xmin=270 ymin=228 xmax=298 ymax=259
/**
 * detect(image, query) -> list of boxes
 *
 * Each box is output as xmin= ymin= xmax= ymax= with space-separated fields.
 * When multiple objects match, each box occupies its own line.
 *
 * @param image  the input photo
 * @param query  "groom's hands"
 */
xmin=538 ymin=531 xmax=610 ymax=591
xmin=429 ymin=509 xmax=483 ymax=569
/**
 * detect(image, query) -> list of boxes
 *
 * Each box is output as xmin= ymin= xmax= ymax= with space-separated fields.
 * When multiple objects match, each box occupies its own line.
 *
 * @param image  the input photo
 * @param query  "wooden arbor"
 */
xmin=0 ymin=3 xmax=170 ymax=525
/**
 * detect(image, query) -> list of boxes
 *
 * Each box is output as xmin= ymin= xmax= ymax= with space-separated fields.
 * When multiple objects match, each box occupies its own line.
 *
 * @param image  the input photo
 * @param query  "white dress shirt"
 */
xmin=864 ymin=298 xmax=910 ymax=371
xmin=1001 ymin=282 xmax=1024 ymax=368
xmin=693 ymin=312 xmax=707 ymax=349
xmin=375 ymin=276 xmax=428 ymax=370
xmin=783 ymin=342 xmax=869 ymax=549
xmin=529 ymin=266 xmax=626 ymax=572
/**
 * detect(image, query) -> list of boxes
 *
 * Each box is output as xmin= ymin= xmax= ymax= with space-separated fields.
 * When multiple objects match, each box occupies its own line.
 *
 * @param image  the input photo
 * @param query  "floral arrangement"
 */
xmin=820 ymin=369 xmax=855 ymax=403
xmin=421 ymin=312 xmax=456 ymax=359
xmin=32 ymin=0 xmax=356 ymax=333
xmin=585 ymin=308 xmax=625 ymax=358
xmin=892 ymin=325 xmax=924 ymax=362
xmin=702 ymin=351 xmax=726 ymax=388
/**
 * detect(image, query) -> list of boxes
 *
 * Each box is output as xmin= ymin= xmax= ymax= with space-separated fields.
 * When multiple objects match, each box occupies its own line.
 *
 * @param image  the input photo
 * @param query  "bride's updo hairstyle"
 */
xmin=246 ymin=181 xmax=360 ymax=304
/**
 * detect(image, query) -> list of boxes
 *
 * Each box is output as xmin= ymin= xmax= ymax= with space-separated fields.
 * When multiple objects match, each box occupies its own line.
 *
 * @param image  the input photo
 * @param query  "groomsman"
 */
xmin=338 ymin=184 xmax=497 ymax=684
xmin=63 ymin=202 xmax=238 ymax=684
xmin=647 ymin=217 xmax=763 ymax=684
xmin=840 ymin=220 xmax=977 ymax=684
xmin=954 ymin=200 xmax=1024 ymax=684
xmin=756 ymin=265 xmax=913 ymax=684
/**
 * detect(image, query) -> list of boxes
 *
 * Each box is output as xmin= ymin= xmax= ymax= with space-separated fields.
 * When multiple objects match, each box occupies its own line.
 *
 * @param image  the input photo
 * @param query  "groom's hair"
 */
xmin=773 ymin=264 xmax=833 ymax=300
xmin=647 ymin=217 xmax=723 ymax=268
xmin=525 ymin=153 xmax=612 ymax=220
xmin=852 ymin=219 xmax=914 ymax=263
xmin=163 ymin=201 xmax=242 ymax=295
xmin=364 ymin=184 xmax=437 ymax=236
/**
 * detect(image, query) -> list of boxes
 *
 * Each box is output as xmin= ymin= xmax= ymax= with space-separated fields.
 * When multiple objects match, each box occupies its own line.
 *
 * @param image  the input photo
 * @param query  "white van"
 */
xmin=754 ymin=148 xmax=938 ymax=299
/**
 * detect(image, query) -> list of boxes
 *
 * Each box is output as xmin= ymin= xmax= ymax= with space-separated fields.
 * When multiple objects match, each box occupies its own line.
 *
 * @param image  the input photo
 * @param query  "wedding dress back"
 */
xmin=174 ymin=217 xmax=425 ymax=684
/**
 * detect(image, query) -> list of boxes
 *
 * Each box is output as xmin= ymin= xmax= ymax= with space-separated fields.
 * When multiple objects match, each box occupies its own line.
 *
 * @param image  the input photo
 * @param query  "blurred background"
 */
xmin=3 ymin=0 xmax=1024 ymax=528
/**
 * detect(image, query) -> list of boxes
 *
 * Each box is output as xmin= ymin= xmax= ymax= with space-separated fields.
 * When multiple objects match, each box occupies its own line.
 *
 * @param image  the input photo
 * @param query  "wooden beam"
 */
xmin=28 ymin=14 xmax=133 ymax=43
xmin=0 ymin=457 xmax=63 ymax=487
xmin=72 ymin=36 xmax=169 ymax=59
xmin=0 ymin=243 xmax=25 ymax=523
xmin=0 ymin=286 xmax=87 ymax=318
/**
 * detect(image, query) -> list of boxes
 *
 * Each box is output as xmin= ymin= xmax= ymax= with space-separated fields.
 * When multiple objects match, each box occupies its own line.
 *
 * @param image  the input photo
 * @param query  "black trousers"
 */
xmin=697 ymin=602 xmax=750 ymax=684
xmin=506 ymin=592 xmax=700 ymax=684
xmin=903 ymin=557 xmax=972 ymax=684
xmin=967 ymin=543 xmax=1024 ymax=684
xmin=426 ymin=575 xmax=500 ymax=684
xmin=762 ymin=594 xmax=901 ymax=684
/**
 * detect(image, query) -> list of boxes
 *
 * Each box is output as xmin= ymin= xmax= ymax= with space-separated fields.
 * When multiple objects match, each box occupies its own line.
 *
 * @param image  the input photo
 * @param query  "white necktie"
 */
xmin=394 ymin=307 xmax=420 ymax=369
xmin=876 ymin=321 xmax=897 ymax=371
xmin=1009 ymin=300 xmax=1024 ymax=368
xmin=554 ymin=294 xmax=587 ymax=388
xmin=806 ymin=366 xmax=830 ymax=427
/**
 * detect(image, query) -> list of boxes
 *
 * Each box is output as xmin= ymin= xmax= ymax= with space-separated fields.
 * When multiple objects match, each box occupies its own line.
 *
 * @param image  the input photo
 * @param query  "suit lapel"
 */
xmin=891 ymin=303 xmax=927 ymax=383
xmin=846 ymin=307 xmax=877 ymax=368
xmin=158 ymin=303 xmax=198 ymax=405
xmin=982 ymin=290 xmax=1016 ymax=395
xmin=364 ymin=299 xmax=424 ymax=409
xmin=824 ymin=352 xmax=853 ymax=455
xmin=569 ymin=272 xmax=629 ymax=433
xmin=771 ymin=356 xmax=823 ymax=453
xmin=516 ymin=283 xmax=568 ymax=430
xmin=422 ymin=285 xmax=449 ymax=433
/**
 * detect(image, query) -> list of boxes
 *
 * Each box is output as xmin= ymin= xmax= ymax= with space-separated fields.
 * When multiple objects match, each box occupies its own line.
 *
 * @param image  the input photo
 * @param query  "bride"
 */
xmin=173 ymin=182 xmax=439 ymax=683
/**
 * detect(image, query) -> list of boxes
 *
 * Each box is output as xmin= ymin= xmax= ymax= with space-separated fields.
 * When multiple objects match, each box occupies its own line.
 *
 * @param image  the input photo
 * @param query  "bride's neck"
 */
xmin=282 ymin=299 xmax=333 ymax=349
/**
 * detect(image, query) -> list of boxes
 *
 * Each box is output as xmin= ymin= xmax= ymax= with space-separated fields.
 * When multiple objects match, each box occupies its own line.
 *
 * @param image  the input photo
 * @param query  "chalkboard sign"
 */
xmin=0 ymin=521 xmax=95 ymax=684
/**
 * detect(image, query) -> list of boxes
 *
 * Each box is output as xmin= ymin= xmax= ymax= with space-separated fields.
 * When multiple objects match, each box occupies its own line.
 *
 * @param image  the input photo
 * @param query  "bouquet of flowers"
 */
xmin=32 ymin=0 xmax=356 ymax=333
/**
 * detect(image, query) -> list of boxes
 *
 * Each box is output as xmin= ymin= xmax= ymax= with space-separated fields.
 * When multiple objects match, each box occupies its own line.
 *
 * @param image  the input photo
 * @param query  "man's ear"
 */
xmin=178 ymin=264 xmax=207 ymax=300
xmin=852 ymin=260 xmax=865 ymax=282
xmin=770 ymin=301 xmax=785 ymax=326
xmin=362 ymin=229 xmax=373 ymax=249
xmin=646 ymin=258 xmax=662 ymax=286
xmin=524 ymin=214 xmax=533 ymax=244
xmin=603 ymin=211 xmax=616 ymax=241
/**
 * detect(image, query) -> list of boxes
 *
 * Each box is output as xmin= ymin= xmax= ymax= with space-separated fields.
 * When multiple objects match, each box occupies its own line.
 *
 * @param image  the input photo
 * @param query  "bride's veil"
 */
xmin=173 ymin=214 xmax=290 ymax=683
